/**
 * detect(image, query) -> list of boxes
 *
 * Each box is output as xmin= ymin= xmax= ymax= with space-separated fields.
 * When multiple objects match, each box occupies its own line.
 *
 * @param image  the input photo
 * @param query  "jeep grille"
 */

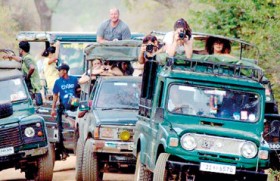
xmin=0 ymin=126 xmax=22 ymax=149
xmin=182 ymin=133 xmax=251 ymax=156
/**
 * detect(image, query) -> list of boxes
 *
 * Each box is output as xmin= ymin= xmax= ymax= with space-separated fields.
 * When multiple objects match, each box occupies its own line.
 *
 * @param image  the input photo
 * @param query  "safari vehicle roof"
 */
xmin=84 ymin=40 xmax=142 ymax=62
xmin=151 ymin=31 xmax=259 ymax=63
xmin=0 ymin=60 xmax=23 ymax=81
xmin=158 ymin=55 xmax=264 ymax=89
xmin=0 ymin=49 xmax=23 ymax=80
xmin=16 ymin=31 xmax=98 ymax=43
xmin=17 ymin=31 xmax=144 ymax=43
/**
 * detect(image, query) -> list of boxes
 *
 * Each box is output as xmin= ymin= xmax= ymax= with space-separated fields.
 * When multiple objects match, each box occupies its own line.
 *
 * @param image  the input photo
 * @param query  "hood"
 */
xmin=0 ymin=110 xmax=34 ymax=125
xmin=93 ymin=109 xmax=138 ymax=126
xmin=169 ymin=122 xmax=261 ymax=144
xmin=164 ymin=113 xmax=263 ymax=144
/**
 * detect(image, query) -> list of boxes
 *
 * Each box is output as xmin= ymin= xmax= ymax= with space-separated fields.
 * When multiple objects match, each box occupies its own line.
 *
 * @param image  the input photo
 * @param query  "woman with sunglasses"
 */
xmin=163 ymin=18 xmax=193 ymax=59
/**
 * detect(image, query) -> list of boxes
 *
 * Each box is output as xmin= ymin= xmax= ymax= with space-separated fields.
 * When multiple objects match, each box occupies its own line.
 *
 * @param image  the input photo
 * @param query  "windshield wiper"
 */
xmin=101 ymin=107 xmax=138 ymax=111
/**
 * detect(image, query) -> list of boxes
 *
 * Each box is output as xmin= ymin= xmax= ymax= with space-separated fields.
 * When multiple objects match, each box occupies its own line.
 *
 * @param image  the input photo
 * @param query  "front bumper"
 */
xmin=93 ymin=140 xmax=134 ymax=154
xmin=166 ymin=160 xmax=267 ymax=180
xmin=0 ymin=146 xmax=48 ymax=163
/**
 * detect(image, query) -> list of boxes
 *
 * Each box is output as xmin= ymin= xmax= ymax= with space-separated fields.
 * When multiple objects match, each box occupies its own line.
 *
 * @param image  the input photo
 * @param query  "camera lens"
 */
xmin=179 ymin=32 xmax=185 ymax=39
xmin=146 ymin=44 xmax=154 ymax=53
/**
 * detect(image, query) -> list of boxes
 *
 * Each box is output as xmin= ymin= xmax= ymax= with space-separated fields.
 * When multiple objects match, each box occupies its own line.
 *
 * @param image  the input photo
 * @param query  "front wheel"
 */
xmin=153 ymin=153 xmax=170 ymax=181
xmin=82 ymin=138 xmax=103 ymax=181
xmin=25 ymin=145 xmax=54 ymax=181
xmin=134 ymin=152 xmax=153 ymax=181
xmin=75 ymin=138 xmax=84 ymax=181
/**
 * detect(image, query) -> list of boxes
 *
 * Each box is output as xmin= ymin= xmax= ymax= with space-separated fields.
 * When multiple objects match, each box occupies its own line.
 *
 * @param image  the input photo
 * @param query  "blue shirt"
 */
xmin=53 ymin=76 xmax=79 ymax=108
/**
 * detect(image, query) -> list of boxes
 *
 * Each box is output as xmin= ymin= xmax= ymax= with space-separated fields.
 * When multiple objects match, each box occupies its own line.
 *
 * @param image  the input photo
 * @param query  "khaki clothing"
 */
xmin=43 ymin=57 xmax=59 ymax=91
xmin=22 ymin=53 xmax=41 ymax=93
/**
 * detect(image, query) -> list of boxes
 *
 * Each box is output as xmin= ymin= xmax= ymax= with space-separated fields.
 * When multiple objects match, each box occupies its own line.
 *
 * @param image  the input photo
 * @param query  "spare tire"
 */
xmin=0 ymin=101 xmax=13 ymax=118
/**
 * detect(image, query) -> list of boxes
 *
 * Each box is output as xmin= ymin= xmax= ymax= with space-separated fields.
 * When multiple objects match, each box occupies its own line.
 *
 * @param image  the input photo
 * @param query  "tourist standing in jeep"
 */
xmin=97 ymin=8 xmax=131 ymax=43
xmin=51 ymin=63 xmax=79 ymax=159
xmin=4 ymin=41 xmax=42 ymax=96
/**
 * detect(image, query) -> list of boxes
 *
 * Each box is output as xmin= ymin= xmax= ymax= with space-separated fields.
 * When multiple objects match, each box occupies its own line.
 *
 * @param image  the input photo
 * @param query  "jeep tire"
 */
xmin=75 ymin=138 xmax=84 ymax=181
xmin=153 ymin=153 xmax=170 ymax=181
xmin=134 ymin=152 xmax=153 ymax=181
xmin=0 ymin=101 xmax=13 ymax=118
xmin=82 ymin=138 xmax=103 ymax=181
xmin=25 ymin=145 xmax=54 ymax=181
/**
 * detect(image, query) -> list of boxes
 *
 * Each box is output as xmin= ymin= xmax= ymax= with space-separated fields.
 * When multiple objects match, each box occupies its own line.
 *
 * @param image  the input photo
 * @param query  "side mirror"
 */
xmin=34 ymin=93 xmax=43 ymax=106
xmin=154 ymin=107 xmax=164 ymax=123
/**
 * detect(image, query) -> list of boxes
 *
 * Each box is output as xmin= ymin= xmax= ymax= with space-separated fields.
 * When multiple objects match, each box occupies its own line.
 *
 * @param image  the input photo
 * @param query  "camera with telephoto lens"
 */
xmin=146 ymin=44 xmax=154 ymax=53
xmin=179 ymin=31 xmax=186 ymax=40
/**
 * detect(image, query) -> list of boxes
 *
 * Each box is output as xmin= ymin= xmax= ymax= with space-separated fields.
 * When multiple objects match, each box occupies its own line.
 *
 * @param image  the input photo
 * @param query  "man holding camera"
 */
xmin=163 ymin=18 xmax=193 ymax=59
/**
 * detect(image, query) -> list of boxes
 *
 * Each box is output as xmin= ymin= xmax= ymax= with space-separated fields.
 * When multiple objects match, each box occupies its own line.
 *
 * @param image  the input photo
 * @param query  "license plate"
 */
xmin=200 ymin=162 xmax=236 ymax=175
xmin=0 ymin=147 xmax=14 ymax=156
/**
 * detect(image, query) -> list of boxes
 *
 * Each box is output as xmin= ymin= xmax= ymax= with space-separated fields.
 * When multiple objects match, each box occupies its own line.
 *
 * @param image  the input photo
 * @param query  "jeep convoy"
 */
xmin=0 ymin=50 xmax=53 ymax=180
xmin=16 ymin=31 xmax=144 ymax=161
xmin=3 ymin=31 xmax=280 ymax=180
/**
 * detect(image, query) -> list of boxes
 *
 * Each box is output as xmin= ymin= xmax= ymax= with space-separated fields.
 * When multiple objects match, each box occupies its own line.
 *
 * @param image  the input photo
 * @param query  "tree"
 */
xmin=0 ymin=6 xmax=19 ymax=49
xmin=191 ymin=0 xmax=280 ymax=104
xmin=34 ymin=0 xmax=60 ymax=31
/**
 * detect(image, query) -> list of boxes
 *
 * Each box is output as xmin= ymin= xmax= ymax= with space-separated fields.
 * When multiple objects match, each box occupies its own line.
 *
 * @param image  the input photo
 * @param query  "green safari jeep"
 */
xmin=133 ymin=34 xmax=270 ymax=181
xmin=0 ymin=51 xmax=53 ymax=180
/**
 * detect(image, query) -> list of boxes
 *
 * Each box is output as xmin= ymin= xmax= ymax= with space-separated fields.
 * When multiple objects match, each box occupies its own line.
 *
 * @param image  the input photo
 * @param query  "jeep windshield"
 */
xmin=167 ymin=84 xmax=260 ymax=122
xmin=0 ymin=78 xmax=28 ymax=102
xmin=59 ymin=42 xmax=90 ymax=76
xmin=96 ymin=81 xmax=141 ymax=109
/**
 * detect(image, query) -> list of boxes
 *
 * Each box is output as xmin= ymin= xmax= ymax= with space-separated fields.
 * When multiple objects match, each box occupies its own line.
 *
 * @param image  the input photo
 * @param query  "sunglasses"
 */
xmin=143 ymin=35 xmax=157 ymax=44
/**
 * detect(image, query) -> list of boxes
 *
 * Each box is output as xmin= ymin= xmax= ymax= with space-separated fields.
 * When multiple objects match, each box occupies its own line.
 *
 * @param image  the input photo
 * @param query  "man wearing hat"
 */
xmin=51 ymin=63 xmax=79 ymax=159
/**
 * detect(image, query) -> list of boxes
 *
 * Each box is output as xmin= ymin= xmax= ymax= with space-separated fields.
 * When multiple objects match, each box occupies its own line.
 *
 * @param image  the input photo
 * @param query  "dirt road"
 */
xmin=0 ymin=155 xmax=134 ymax=181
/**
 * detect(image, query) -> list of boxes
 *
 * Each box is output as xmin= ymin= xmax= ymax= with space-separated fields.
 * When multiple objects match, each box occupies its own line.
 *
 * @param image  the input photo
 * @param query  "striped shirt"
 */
xmin=97 ymin=19 xmax=131 ymax=41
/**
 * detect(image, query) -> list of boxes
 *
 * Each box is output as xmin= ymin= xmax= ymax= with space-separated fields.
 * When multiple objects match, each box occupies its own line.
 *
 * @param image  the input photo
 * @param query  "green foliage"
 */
xmin=0 ymin=6 xmax=19 ymax=49
xmin=268 ymin=168 xmax=280 ymax=181
xmin=191 ymin=0 xmax=280 ymax=106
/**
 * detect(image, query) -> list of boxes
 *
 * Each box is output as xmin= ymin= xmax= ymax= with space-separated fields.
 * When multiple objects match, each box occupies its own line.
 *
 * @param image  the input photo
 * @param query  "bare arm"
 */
xmin=97 ymin=36 xmax=108 ymax=43
xmin=27 ymin=65 xmax=35 ymax=79
xmin=51 ymin=93 xmax=59 ymax=118
xmin=184 ymin=38 xmax=193 ymax=59
xmin=3 ymin=55 xmax=22 ymax=62
xmin=138 ymin=44 xmax=146 ymax=64
xmin=48 ymin=41 xmax=60 ymax=65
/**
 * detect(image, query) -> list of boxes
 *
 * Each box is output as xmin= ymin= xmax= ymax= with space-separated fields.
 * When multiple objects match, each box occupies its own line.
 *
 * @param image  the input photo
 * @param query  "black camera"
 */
xmin=179 ymin=31 xmax=186 ymax=40
xmin=146 ymin=44 xmax=154 ymax=53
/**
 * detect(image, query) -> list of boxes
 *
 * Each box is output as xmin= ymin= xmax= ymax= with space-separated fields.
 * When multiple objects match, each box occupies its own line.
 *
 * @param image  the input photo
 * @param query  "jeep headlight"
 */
xmin=100 ymin=127 xmax=116 ymax=139
xmin=181 ymin=133 xmax=197 ymax=150
xmin=119 ymin=130 xmax=131 ymax=141
xmin=241 ymin=141 xmax=257 ymax=158
xmin=24 ymin=127 xmax=35 ymax=137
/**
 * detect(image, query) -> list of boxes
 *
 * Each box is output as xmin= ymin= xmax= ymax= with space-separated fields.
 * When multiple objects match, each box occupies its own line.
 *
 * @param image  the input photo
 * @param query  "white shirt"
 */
xmin=163 ymin=31 xmax=185 ymax=54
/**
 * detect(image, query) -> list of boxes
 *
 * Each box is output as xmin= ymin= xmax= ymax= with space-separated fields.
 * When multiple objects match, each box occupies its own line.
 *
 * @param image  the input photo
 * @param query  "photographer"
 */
xmin=163 ymin=18 xmax=193 ymax=59
xmin=138 ymin=34 xmax=162 ymax=65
